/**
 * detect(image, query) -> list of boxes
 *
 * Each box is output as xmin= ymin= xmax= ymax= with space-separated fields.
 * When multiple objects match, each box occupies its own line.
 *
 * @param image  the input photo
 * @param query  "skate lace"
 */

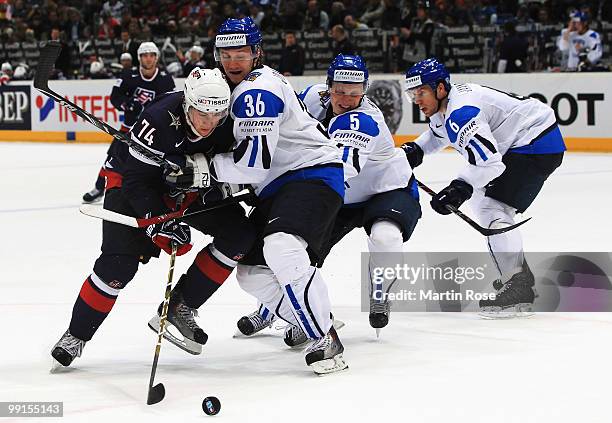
xmin=286 ymin=324 xmax=305 ymax=342
xmin=306 ymin=333 xmax=331 ymax=354
xmin=370 ymin=300 xmax=390 ymax=314
xmin=495 ymin=280 xmax=530 ymax=302
xmin=57 ymin=331 xmax=85 ymax=357
xmin=246 ymin=311 xmax=273 ymax=331
xmin=177 ymin=303 xmax=200 ymax=330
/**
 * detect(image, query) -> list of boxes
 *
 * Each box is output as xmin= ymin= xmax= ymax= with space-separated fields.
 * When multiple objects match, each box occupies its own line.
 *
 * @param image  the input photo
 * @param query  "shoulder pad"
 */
xmin=232 ymin=88 xmax=285 ymax=118
xmin=446 ymin=105 xmax=480 ymax=144
xmin=329 ymin=111 xmax=379 ymax=137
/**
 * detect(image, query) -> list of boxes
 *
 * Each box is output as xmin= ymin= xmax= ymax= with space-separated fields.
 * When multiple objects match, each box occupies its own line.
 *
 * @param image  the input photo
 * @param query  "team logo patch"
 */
xmin=192 ymin=69 xmax=201 ymax=79
xmin=168 ymin=110 xmax=181 ymax=129
xmin=318 ymin=90 xmax=330 ymax=107
xmin=215 ymin=34 xmax=247 ymax=48
xmin=333 ymin=70 xmax=365 ymax=83
xmin=134 ymin=87 xmax=156 ymax=104
xmin=245 ymin=71 xmax=261 ymax=82
xmin=405 ymin=75 xmax=423 ymax=90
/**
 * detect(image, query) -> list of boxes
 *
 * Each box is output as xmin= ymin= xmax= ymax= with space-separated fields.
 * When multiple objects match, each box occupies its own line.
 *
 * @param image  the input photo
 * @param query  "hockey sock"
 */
xmin=68 ymin=274 xmax=119 ymax=341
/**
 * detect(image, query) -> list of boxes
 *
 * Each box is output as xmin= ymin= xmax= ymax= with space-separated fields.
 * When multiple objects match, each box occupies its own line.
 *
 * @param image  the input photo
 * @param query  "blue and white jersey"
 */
xmin=413 ymin=83 xmax=564 ymax=188
xmin=301 ymin=83 xmax=412 ymax=204
xmin=212 ymin=66 xmax=342 ymax=197
xmin=558 ymin=29 xmax=603 ymax=70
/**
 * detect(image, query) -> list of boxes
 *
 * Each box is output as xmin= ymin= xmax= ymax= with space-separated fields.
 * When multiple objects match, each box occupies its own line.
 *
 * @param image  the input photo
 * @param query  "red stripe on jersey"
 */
xmin=195 ymin=248 xmax=232 ymax=285
xmin=79 ymin=277 xmax=117 ymax=313
xmin=100 ymin=168 xmax=123 ymax=190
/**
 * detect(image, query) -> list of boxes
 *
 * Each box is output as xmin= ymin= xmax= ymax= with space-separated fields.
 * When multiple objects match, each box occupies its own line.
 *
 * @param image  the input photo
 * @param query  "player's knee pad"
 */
xmin=92 ymin=254 xmax=139 ymax=290
xmin=262 ymin=232 xmax=310 ymax=283
xmin=368 ymin=219 xmax=403 ymax=252
xmin=476 ymin=197 xmax=516 ymax=229
xmin=236 ymin=264 xmax=282 ymax=302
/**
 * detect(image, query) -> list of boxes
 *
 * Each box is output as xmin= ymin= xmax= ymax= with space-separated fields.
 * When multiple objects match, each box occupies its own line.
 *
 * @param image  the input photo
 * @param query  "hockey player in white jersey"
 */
xmin=557 ymin=11 xmax=603 ymax=71
xmin=163 ymin=17 xmax=348 ymax=374
xmin=403 ymin=58 xmax=565 ymax=318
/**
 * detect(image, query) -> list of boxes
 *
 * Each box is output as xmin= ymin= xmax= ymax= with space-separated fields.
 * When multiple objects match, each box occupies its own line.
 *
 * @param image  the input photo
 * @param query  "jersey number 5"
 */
xmin=349 ymin=114 xmax=360 ymax=130
xmin=137 ymin=119 xmax=156 ymax=146
xmin=244 ymin=93 xmax=266 ymax=117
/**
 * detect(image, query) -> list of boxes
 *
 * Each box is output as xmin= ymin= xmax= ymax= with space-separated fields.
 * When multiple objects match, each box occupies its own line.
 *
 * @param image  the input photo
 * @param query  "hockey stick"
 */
xmin=80 ymin=190 xmax=254 ymax=228
xmin=416 ymin=180 xmax=531 ymax=236
xmin=147 ymin=243 xmax=177 ymax=405
xmin=34 ymin=41 xmax=179 ymax=171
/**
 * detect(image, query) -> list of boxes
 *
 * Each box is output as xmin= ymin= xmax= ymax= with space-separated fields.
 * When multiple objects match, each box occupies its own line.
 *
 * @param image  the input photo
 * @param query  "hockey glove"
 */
xmin=122 ymin=98 xmax=144 ymax=115
xmin=200 ymin=183 xmax=244 ymax=204
xmin=146 ymin=219 xmax=193 ymax=256
xmin=400 ymin=142 xmax=424 ymax=169
xmin=430 ymin=179 xmax=473 ymax=215
xmin=163 ymin=153 xmax=212 ymax=190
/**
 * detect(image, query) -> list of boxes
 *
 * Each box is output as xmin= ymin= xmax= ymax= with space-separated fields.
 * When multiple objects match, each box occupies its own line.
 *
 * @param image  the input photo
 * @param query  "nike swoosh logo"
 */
xmin=268 ymin=217 xmax=280 ymax=224
xmin=175 ymin=140 xmax=184 ymax=148
xmin=435 ymin=123 xmax=443 ymax=128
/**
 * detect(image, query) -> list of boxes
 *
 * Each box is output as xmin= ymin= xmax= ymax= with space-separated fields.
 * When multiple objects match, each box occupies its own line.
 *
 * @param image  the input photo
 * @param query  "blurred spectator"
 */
xmin=166 ymin=61 xmax=183 ymax=77
xmin=0 ymin=62 xmax=13 ymax=85
xmin=120 ymin=52 xmax=134 ymax=71
xmin=344 ymin=14 xmax=368 ymax=30
xmin=89 ymin=60 xmax=110 ymax=79
xmin=203 ymin=26 xmax=218 ymax=67
xmin=117 ymin=29 xmax=140 ymax=68
xmin=279 ymin=31 xmax=305 ymax=75
xmin=260 ymin=4 xmax=283 ymax=32
xmin=65 ymin=8 xmax=85 ymax=42
xmin=497 ymin=21 xmax=528 ymax=72
xmin=360 ymin=0 xmax=384 ymax=28
xmin=13 ymin=63 xmax=30 ymax=80
xmin=98 ymin=13 xmax=121 ymax=39
xmin=177 ymin=45 xmax=206 ymax=76
xmin=303 ymin=0 xmax=329 ymax=31
xmin=557 ymin=11 xmax=603 ymax=71
xmin=249 ymin=3 xmax=265 ymax=26
xmin=102 ymin=0 xmax=124 ymax=22
xmin=281 ymin=0 xmax=304 ymax=31
xmin=380 ymin=0 xmax=401 ymax=30
xmin=329 ymin=2 xmax=348 ymax=28
xmin=399 ymin=2 xmax=434 ymax=69
xmin=331 ymin=24 xmax=357 ymax=56
xmin=50 ymin=27 xmax=72 ymax=78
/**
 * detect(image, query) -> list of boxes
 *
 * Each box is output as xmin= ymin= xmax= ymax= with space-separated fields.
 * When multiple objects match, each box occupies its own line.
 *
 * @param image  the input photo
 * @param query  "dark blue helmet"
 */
xmin=405 ymin=57 xmax=451 ymax=95
xmin=327 ymin=54 xmax=369 ymax=87
xmin=571 ymin=11 xmax=589 ymax=23
xmin=216 ymin=17 xmax=263 ymax=49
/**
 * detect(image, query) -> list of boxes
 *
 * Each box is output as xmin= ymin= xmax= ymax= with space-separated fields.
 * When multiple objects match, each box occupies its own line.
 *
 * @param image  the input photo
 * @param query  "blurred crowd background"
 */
xmin=0 ymin=0 xmax=610 ymax=81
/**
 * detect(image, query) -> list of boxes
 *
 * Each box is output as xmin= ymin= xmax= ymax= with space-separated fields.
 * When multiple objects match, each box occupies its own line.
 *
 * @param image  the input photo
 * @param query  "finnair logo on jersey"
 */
xmin=216 ymin=34 xmax=247 ymax=48
xmin=405 ymin=75 xmax=423 ymax=89
xmin=334 ymin=70 xmax=365 ymax=83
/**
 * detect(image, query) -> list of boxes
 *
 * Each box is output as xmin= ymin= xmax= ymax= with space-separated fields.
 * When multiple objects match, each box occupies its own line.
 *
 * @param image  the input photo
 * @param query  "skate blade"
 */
xmin=50 ymin=358 xmax=67 ymax=374
xmin=332 ymin=319 xmax=345 ymax=332
xmin=479 ymin=303 xmax=535 ymax=320
xmin=309 ymin=354 xmax=349 ymax=376
xmin=375 ymin=328 xmax=381 ymax=338
xmin=148 ymin=315 xmax=203 ymax=355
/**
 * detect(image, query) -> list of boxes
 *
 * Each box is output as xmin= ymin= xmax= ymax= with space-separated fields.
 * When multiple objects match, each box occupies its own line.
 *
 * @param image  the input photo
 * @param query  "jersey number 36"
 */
xmin=244 ymin=93 xmax=266 ymax=117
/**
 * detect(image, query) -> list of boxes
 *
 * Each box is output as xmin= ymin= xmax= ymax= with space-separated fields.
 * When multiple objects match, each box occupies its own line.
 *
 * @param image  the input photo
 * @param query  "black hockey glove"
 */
xmin=430 ymin=179 xmax=473 ymax=215
xmin=122 ymin=98 xmax=144 ymax=115
xmin=146 ymin=218 xmax=192 ymax=256
xmin=200 ymin=183 xmax=245 ymax=204
xmin=163 ymin=153 xmax=212 ymax=190
xmin=400 ymin=142 xmax=424 ymax=169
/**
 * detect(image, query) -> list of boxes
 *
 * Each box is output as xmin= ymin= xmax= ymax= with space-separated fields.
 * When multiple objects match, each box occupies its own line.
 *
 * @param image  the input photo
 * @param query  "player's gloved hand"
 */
xmin=200 ymin=183 xmax=244 ymax=204
xmin=122 ymin=98 xmax=144 ymax=115
xmin=163 ymin=153 xmax=212 ymax=190
xmin=400 ymin=142 xmax=424 ymax=168
xmin=430 ymin=179 xmax=473 ymax=215
xmin=146 ymin=219 xmax=192 ymax=256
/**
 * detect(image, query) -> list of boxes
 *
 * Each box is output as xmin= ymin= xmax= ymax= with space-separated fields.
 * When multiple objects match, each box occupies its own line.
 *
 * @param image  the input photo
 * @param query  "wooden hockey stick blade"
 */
xmin=415 ymin=179 xmax=531 ymax=236
xmin=80 ymin=191 xmax=255 ymax=228
xmin=147 ymin=382 xmax=165 ymax=405
xmin=34 ymin=42 xmax=176 ymax=170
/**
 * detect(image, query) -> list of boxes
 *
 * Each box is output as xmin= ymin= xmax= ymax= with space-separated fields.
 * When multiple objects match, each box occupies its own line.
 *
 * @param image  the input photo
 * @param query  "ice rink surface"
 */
xmin=1 ymin=142 xmax=611 ymax=422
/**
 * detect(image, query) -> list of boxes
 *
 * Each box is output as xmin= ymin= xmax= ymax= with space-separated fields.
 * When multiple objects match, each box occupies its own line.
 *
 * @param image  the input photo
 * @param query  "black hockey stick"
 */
xmin=34 ymin=41 xmax=179 ymax=171
xmin=147 ymin=243 xmax=177 ymax=405
xmin=416 ymin=180 xmax=531 ymax=236
xmin=80 ymin=190 xmax=255 ymax=228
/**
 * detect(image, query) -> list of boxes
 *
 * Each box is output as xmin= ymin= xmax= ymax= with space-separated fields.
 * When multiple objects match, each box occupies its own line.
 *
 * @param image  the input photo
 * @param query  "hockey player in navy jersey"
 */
xmin=238 ymin=55 xmax=421 ymax=341
xmin=165 ymin=17 xmax=348 ymax=374
xmin=402 ymin=58 xmax=565 ymax=318
xmin=82 ymin=42 xmax=175 ymax=204
xmin=51 ymin=68 xmax=256 ymax=368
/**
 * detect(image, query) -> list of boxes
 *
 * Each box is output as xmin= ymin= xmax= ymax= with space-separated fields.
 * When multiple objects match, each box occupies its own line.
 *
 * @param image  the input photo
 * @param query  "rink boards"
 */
xmin=0 ymin=73 xmax=610 ymax=152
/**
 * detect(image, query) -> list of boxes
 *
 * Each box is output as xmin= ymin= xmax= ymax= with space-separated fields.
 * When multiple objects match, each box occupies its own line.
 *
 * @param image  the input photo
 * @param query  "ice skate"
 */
xmin=285 ymin=314 xmax=344 ymax=348
xmin=235 ymin=308 xmax=276 ymax=337
xmin=305 ymin=327 xmax=348 ymax=375
xmin=369 ymin=298 xmax=390 ymax=337
xmin=82 ymin=187 xmax=104 ymax=204
xmin=51 ymin=330 xmax=86 ymax=371
xmin=148 ymin=289 xmax=208 ymax=355
xmin=480 ymin=264 xmax=536 ymax=319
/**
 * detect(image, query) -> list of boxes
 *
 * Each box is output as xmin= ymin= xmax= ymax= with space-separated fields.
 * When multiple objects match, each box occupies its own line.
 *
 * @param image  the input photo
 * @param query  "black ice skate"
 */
xmin=148 ymin=288 xmax=208 ymax=355
xmin=285 ymin=314 xmax=345 ymax=348
xmin=305 ymin=327 xmax=348 ymax=375
xmin=82 ymin=187 xmax=104 ymax=203
xmin=369 ymin=298 xmax=390 ymax=337
xmin=51 ymin=330 xmax=86 ymax=371
xmin=236 ymin=308 xmax=276 ymax=336
xmin=480 ymin=264 xmax=536 ymax=319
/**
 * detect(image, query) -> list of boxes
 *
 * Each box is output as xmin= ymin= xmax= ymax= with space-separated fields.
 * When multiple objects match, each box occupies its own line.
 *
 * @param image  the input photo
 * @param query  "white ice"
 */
xmin=0 ymin=142 xmax=611 ymax=423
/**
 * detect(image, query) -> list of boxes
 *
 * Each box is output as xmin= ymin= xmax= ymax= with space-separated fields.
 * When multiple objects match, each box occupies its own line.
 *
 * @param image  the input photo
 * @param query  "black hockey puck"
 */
xmin=202 ymin=396 xmax=221 ymax=415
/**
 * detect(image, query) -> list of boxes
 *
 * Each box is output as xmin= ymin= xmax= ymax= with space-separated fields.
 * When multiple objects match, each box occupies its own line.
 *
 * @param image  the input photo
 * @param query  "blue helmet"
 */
xmin=405 ymin=57 xmax=451 ymax=94
xmin=216 ymin=17 xmax=263 ymax=49
xmin=571 ymin=11 xmax=589 ymax=23
xmin=327 ymin=54 xmax=369 ymax=89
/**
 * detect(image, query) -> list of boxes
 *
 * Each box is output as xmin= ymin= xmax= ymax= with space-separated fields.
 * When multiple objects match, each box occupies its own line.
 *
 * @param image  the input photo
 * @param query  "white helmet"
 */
xmin=189 ymin=45 xmax=204 ymax=59
xmin=120 ymin=52 xmax=133 ymax=62
xmin=1 ymin=62 xmax=12 ymax=72
xmin=183 ymin=67 xmax=230 ymax=136
xmin=166 ymin=61 xmax=183 ymax=77
xmin=137 ymin=42 xmax=160 ymax=57
xmin=90 ymin=61 xmax=104 ymax=74
xmin=13 ymin=65 xmax=27 ymax=79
